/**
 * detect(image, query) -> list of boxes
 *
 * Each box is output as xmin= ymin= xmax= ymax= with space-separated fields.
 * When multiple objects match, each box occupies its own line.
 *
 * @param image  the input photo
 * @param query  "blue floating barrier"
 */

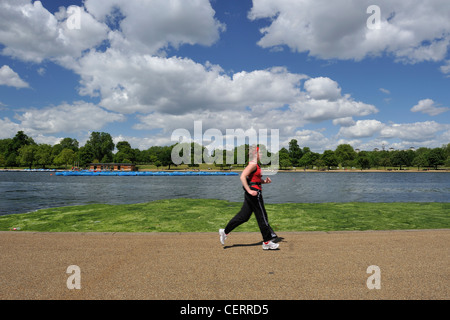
xmin=54 ymin=170 xmax=239 ymax=176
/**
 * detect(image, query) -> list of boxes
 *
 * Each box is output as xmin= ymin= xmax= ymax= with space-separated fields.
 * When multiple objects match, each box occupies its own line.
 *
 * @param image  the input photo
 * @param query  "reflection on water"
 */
xmin=0 ymin=171 xmax=449 ymax=215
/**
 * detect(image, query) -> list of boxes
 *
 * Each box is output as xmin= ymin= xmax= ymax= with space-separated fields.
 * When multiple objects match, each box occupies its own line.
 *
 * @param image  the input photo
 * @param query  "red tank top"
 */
xmin=247 ymin=163 xmax=262 ymax=190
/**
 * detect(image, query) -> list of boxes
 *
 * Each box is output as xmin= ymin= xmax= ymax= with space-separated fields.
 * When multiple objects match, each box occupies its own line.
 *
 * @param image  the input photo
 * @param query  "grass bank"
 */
xmin=0 ymin=199 xmax=448 ymax=233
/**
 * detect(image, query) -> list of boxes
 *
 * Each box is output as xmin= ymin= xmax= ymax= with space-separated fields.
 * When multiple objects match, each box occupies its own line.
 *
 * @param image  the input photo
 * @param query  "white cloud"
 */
xmin=304 ymin=77 xmax=341 ymax=101
xmin=249 ymin=0 xmax=450 ymax=63
xmin=31 ymin=134 xmax=65 ymax=146
xmin=84 ymin=0 xmax=225 ymax=55
xmin=113 ymin=134 xmax=171 ymax=151
xmin=440 ymin=130 xmax=450 ymax=143
xmin=292 ymin=94 xmax=378 ymax=123
xmin=0 ymin=0 xmax=108 ymax=63
xmin=0 ymin=65 xmax=29 ymax=88
xmin=379 ymin=121 xmax=449 ymax=142
xmin=411 ymin=99 xmax=449 ymax=116
xmin=0 ymin=0 xmax=225 ymax=64
xmin=14 ymin=101 xmax=125 ymax=134
xmin=65 ymin=46 xmax=379 ymax=148
xmin=69 ymin=49 xmax=380 ymax=144
xmin=338 ymin=120 xmax=385 ymax=138
xmin=332 ymin=117 xmax=356 ymax=127
xmin=70 ymin=46 xmax=378 ymax=124
xmin=440 ymin=60 xmax=450 ymax=76
xmin=135 ymin=108 xmax=300 ymax=141
xmin=37 ymin=67 xmax=46 ymax=76
xmin=290 ymin=129 xmax=331 ymax=152
xmin=0 ymin=117 xmax=21 ymax=139
xmin=72 ymin=49 xmax=306 ymax=115
xmin=338 ymin=119 xmax=449 ymax=144
xmin=133 ymin=108 xmax=300 ymax=153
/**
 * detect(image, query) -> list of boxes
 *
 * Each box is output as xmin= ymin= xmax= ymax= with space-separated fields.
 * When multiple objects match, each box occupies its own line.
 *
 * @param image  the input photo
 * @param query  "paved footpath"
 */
xmin=0 ymin=230 xmax=448 ymax=300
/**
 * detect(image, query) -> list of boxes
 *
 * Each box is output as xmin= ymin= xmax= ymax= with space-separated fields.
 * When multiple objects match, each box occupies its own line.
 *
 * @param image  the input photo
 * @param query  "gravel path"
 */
xmin=0 ymin=230 xmax=448 ymax=300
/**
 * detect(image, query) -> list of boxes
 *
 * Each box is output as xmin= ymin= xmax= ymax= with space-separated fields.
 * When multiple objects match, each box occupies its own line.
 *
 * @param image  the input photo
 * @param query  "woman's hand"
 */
xmin=248 ymin=190 xmax=258 ymax=196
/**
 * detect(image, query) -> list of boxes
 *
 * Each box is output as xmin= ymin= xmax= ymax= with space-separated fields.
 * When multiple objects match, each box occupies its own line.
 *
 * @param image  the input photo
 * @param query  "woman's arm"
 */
xmin=240 ymin=162 xmax=258 ymax=196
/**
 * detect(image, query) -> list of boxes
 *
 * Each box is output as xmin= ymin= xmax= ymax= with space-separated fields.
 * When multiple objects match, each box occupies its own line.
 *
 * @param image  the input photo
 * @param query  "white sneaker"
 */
xmin=219 ymin=229 xmax=227 ymax=245
xmin=262 ymin=240 xmax=279 ymax=250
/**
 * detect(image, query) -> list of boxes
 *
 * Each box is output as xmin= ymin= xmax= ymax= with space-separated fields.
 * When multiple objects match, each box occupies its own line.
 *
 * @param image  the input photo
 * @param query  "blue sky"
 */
xmin=0 ymin=0 xmax=449 ymax=152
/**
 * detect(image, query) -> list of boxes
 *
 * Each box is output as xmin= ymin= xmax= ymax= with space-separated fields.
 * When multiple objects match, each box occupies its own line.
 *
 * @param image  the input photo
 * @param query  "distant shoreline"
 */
xmin=0 ymin=168 xmax=449 ymax=173
xmin=274 ymin=169 xmax=450 ymax=173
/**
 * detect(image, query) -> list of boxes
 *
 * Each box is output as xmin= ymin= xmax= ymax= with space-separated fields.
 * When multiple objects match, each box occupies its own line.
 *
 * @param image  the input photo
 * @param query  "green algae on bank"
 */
xmin=0 ymin=199 xmax=448 ymax=232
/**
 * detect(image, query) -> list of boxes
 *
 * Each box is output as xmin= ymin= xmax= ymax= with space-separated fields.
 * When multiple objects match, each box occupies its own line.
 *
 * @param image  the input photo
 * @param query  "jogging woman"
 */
xmin=219 ymin=146 xmax=279 ymax=250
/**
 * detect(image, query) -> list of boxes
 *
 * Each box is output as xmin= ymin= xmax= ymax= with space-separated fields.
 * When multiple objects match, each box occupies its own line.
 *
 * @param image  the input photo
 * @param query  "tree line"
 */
xmin=0 ymin=131 xmax=449 ymax=170
xmin=279 ymin=140 xmax=450 ymax=170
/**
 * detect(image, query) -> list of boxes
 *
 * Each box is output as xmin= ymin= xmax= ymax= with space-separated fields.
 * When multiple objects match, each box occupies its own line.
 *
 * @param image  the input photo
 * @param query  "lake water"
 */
xmin=0 ymin=171 xmax=449 ymax=215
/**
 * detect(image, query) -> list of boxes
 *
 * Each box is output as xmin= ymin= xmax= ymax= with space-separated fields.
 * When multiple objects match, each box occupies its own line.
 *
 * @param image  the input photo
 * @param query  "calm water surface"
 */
xmin=0 ymin=171 xmax=449 ymax=215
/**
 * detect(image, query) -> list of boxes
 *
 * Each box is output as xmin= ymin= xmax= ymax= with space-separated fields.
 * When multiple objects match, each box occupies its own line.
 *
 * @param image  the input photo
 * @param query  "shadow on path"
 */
xmin=223 ymin=237 xmax=284 ymax=250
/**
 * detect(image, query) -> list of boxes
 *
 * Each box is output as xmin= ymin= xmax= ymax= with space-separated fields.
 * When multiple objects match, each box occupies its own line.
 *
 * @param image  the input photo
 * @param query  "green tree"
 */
xmin=412 ymin=154 xmax=429 ymax=170
xmin=114 ymin=152 xmax=133 ymax=163
xmin=288 ymin=139 xmax=303 ymax=167
xmin=321 ymin=150 xmax=338 ymax=170
xmin=6 ymin=153 xmax=17 ymax=167
xmin=190 ymin=142 xmax=205 ymax=166
xmin=444 ymin=143 xmax=450 ymax=165
xmin=391 ymin=151 xmax=405 ymax=170
xmin=405 ymin=150 xmax=415 ymax=167
xmin=53 ymin=138 xmax=79 ymax=158
xmin=0 ymin=138 xmax=11 ymax=167
xmin=8 ymin=131 xmax=35 ymax=154
xmin=116 ymin=141 xmax=132 ymax=152
xmin=445 ymin=156 xmax=450 ymax=168
xmin=18 ymin=144 xmax=37 ymax=169
xmin=390 ymin=150 xmax=415 ymax=170
xmin=59 ymin=137 xmax=79 ymax=152
xmin=298 ymin=151 xmax=319 ymax=169
xmin=232 ymin=144 xmax=250 ymax=166
xmin=54 ymin=148 xmax=76 ymax=169
xmin=314 ymin=158 xmax=326 ymax=170
xmin=0 ymin=138 xmax=12 ymax=155
xmin=379 ymin=154 xmax=391 ymax=170
xmin=7 ymin=131 xmax=35 ymax=167
xmin=356 ymin=151 xmax=371 ymax=170
xmin=278 ymin=147 xmax=292 ymax=169
xmin=212 ymin=149 xmax=226 ymax=170
xmin=335 ymin=144 xmax=357 ymax=168
xmin=146 ymin=146 xmax=164 ymax=166
xmin=35 ymin=144 xmax=54 ymax=169
xmin=160 ymin=145 xmax=175 ymax=169
xmin=154 ymin=160 xmax=162 ymax=168
xmin=114 ymin=141 xmax=135 ymax=163
xmin=210 ymin=149 xmax=233 ymax=170
xmin=85 ymin=132 xmax=115 ymax=163
xmin=427 ymin=147 xmax=445 ymax=169
xmin=77 ymin=145 xmax=95 ymax=167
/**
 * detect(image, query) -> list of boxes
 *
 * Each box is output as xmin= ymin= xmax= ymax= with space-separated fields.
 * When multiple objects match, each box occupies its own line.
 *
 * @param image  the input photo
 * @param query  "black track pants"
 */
xmin=224 ymin=189 xmax=277 ymax=242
